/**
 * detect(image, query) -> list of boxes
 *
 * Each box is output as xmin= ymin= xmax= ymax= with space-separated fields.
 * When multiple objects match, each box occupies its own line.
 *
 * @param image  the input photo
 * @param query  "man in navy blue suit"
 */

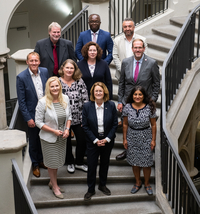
xmin=75 ymin=14 xmax=113 ymax=65
xmin=16 ymin=52 xmax=49 ymax=178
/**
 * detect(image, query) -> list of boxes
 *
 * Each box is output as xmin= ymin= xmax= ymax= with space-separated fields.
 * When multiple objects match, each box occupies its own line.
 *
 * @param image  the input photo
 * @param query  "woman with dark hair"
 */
xmin=122 ymin=85 xmax=157 ymax=195
xmin=82 ymin=82 xmax=118 ymax=201
xmin=58 ymin=59 xmax=89 ymax=173
xmin=77 ymin=41 xmax=113 ymax=99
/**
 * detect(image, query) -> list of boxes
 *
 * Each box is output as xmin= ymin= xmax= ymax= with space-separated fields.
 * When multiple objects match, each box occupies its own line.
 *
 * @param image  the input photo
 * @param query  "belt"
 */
xmin=130 ymin=126 xmax=150 ymax=131
xmin=98 ymin=132 xmax=104 ymax=136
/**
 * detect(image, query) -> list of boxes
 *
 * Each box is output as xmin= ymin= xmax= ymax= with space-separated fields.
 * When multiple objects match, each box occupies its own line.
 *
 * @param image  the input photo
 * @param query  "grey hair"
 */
xmin=48 ymin=22 xmax=61 ymax=32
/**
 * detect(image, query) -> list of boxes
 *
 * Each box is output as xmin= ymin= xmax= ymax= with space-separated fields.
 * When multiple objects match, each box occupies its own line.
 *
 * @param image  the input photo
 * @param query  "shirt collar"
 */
xmin=91 ymin=30 xmax=99 ymax=35
xmin=95 ymin=101 xmax=104 ymax=109
xmin=123 ymin=32 xmax=135 ymax=41
xmin=49 ymin=37 xmax=60 ymax=47
xmin=28 ymin=68 xmax=40 ymax=76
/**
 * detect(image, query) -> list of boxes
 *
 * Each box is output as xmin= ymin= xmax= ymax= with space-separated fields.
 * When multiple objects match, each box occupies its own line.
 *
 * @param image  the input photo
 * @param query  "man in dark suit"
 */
xmin=16 ymin=52 xmax=49 ymax=177
xmin=75 ymin=14 xmax=113 ymax=65
xmin=116 ymin=38 xmax=160 ymax=160
xmin=34 ymin=22 xmax=76 ymax=77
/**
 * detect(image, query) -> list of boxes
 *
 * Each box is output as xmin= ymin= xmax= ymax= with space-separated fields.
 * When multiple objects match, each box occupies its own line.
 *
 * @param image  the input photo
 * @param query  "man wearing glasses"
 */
xmin=75 ymin=14 xmax=113 ymax=65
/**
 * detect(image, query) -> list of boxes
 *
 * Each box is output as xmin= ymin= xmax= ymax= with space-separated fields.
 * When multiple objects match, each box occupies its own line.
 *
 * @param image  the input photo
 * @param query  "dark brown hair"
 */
xmin=81 ymin=41 xmax=103 ymax=60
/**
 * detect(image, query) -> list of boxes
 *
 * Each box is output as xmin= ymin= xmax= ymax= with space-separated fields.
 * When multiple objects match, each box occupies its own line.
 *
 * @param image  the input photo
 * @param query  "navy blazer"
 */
xmin=75 ymin=29 xmax=113 ymax=65
xmin=34 ymin=38 xmax=77 ymax=77
xmin=16 ymin=67 xmax=49 ymax=122
xmin=77 ymin=59 xmax=113 ymax=99
xmin=82 ymin=101 xmax=118 ymax=143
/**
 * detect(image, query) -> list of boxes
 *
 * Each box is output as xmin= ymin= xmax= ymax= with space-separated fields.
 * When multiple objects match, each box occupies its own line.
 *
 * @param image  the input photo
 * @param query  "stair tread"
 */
xmin=37 ymin=201 xmax=162 ymax=214
xmin=152 ymin=24 xmax=181 ymax=38
xmin=30 ymin=183 xmax=156 ymax=206
xmin=170 ymin=16 xmax=187 ymax=25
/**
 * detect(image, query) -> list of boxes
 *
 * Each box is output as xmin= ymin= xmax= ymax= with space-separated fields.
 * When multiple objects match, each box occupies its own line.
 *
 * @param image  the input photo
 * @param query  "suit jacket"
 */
xmin=118 ymin=54 xmax=160 ymax=104
xmin=34 ymin=38 xmax=77 ymax=77
xmin=82 ymin=101 xmax=118 ymax=143
xmin=16 ymin=67 xmax=49 ymax=122
xmin=75 ymin=29 xmax=113 ymax=65
xmin=113 ymin=33 xmax=148 ymax=79
xmin=35 ymin=94 xmax=72 ymax=143
xmin=77 ymin=59 xmax=113 ymax=99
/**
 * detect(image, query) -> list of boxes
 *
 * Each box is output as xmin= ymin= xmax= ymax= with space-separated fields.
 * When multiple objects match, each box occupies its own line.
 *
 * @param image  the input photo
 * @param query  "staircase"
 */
xmin=28 ymin=15 xmax=188 ymax=214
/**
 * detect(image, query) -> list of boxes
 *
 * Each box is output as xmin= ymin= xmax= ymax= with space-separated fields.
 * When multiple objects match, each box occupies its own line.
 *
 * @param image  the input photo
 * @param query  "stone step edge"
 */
xmin=34 ymin=193 xmax=156 ymax=208
xmin=30 ymin=176 xmax=155 ymax=185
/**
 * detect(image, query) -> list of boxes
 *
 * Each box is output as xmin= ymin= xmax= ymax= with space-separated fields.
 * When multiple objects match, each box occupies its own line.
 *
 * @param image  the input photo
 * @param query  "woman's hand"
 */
xmin=123 ymin=139 xmax=128 ymax=149
xmin=62 ymin=129 xmax=70 ymax=138
xmin=54 ymin=130 xmax=63 ymax=137
xmin=97 ymin=139 xmax=107 ymax=147
xmin=151 ymin=140 xmax=156 ymax=151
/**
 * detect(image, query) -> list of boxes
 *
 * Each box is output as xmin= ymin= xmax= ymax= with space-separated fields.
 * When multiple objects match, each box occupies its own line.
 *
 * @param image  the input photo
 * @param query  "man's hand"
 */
xmin=27 ymin=119 xmax=35 ymax=128
xmin=117 ymin=103 xmax=123 ymax=112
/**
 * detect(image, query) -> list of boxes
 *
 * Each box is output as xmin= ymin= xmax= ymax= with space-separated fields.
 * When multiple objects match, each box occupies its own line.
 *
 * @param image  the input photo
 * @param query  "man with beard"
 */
xmin=113 ymin=18 xmax=148 ymax=80
xmin=35 ymin=22 xmax=76 ymax=77
xmin=75 ymin=14 xmax=113 ymax=65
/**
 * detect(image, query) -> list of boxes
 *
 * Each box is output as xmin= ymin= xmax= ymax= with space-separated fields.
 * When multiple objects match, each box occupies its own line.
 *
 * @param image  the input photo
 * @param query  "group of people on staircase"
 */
xmin=16 ymin=14 xmax=160 ymax=200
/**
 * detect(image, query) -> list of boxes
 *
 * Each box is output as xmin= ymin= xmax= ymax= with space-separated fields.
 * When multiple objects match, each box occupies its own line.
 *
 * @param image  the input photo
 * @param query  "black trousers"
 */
xmin=87 ymin=136 xmax=114 ymax=193
xmin=66 ymin=124 xmax=87 ymax=165
xmin=28 ymin=126 xmax=43 ymax=167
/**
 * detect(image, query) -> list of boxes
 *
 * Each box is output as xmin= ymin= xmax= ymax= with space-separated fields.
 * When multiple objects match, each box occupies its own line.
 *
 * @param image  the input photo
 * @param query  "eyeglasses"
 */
xmin=89 ymin=21 xmax=100 ymax=24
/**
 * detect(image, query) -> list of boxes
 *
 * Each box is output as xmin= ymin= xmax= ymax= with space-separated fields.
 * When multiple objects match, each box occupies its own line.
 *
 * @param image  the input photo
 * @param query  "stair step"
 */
xmin=147 ymin=48 xmax=167 ymax=66
xmin=170 ymin=16 xmax=187 ymax=27
xmin=30 ymin=183 xmax=156 ymax=209
xmin=146 ymin=35 xmax=174 ymax=53
xmin=152 ymin=24 xmax=181 ymax=40
xmin=36 ymin=201 xmax=162 ymax=214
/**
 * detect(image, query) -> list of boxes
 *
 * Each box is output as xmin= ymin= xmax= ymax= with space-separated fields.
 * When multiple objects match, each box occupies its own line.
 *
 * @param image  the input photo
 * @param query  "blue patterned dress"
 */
xmin=122 ymin=104 xmax=156 ymax=167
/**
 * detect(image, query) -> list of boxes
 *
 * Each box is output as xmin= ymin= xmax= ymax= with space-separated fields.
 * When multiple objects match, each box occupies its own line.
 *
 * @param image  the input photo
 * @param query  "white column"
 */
xmin=0 ymin=130 xmax=27 ymax=214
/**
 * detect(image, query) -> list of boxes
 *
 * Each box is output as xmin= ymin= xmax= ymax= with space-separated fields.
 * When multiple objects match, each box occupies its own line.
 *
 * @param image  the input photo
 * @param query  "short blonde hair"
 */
xmin=58 ymin=59 xmax=82 ymax=81
xmin=27 ymin=52 xmax=40 ymax=61
xmin=48 ymin=22 xmax=61 ymax=32
xmin=45 ymin=77 xmax=67 ymax=109
xmin=90 ymin=82 xmax=109 ymax=102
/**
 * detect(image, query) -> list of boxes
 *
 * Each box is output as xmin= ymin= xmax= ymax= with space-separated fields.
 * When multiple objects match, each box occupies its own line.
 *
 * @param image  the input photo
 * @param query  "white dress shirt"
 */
xmin=93 ymin=102 xmax=111 ymax=144
xmin=29 ymin=68 xmax=43 ymax=99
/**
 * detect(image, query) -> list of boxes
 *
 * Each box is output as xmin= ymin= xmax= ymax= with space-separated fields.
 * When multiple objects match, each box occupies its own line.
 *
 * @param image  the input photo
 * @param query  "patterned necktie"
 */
xmin=92 ymin=33 xmax=96 ymax=43
xmin=134 ymin=61 xmax=139 ymax=82
xmin=53 ymin=45 xmax=58 ymax=75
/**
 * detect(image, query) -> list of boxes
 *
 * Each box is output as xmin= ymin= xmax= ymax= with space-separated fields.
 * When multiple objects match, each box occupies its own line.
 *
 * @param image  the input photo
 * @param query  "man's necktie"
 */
xmin=53 ymin=45 xmax=58 ymax=75
xmin=134 ymin=61 xmax=139 ymax=82
xmin=92 ymin=33 xmax=96 ymax=43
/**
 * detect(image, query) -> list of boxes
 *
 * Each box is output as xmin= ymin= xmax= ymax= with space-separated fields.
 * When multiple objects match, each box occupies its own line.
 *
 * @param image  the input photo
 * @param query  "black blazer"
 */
xmin=82 ymin=101 xmax=118 ymax=143
xmin=77 ymin=59 xmax=113 ymax=99
xmin=35 ymin=38 xmax=77 ymax=77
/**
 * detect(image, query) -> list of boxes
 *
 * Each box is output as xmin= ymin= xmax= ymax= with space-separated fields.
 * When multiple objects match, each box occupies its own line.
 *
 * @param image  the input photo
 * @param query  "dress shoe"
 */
xmin=52 ymin=189 xmax=64 ymax=199
xmin=98 ymin=185 xmax=111 ymax=195
xmin=33 ymin=166 xmax=40 ymax=178
xmin=116 ymin=150 xmax=126 ymax=161
xmin=144 ymin=185 xmax=153 ymax=195
xmin=39 ymin=162 xmax=48 ymax=169
xmin=84 ymin=191 xmax=95 ymax=201
xmin=48 ymin=182 xmax=65 ymax=193
xmin=131 ymin=182 xmax=142 ymax=194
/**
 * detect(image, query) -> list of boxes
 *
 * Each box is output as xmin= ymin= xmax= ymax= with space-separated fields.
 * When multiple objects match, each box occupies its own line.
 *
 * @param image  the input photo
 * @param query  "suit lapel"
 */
xmin=127 ymin=56 xmax=134 ymax=83
xmin=26 ymin=69 xmax=38 ymax=100
xmin=59 ymin=39 xmax=65 ymax=66
xmin=137 ymin=54 xmax=147 ymax=81
xmin=91 ymin=102 xmax=98 ymax=130
xmin=96 ymin=29 xmax=102 ymax=44
xmin=45 ymin=39 xmax=54 ymax=62
xmin=103 ymin=101 xmax=108 ymax=132
xmin=39 ymin=68 xmax=46 ymax=94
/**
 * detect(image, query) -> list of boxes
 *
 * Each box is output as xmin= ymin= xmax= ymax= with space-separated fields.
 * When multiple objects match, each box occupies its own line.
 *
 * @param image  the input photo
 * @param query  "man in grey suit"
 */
xmin=35 ymin=22 xmax=76 ymax=77
xmin=116 ymin=38 xmax=160 ymax=160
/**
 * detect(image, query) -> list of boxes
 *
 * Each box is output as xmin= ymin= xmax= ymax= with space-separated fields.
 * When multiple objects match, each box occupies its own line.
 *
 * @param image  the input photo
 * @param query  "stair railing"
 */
xmin=12 ymin=159 xmax=38 ymax=214
xmin=161 ymin=4 xmax=200 ymax=213
xmin=109 ymin=0 xmax=168 ymax=37
xmin=61 ymin=5 xmax=89 ymax=49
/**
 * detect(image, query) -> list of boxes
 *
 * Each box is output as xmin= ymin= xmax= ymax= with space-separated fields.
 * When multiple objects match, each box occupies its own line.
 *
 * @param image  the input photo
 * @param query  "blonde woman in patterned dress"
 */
xmin=35 ymin=77 xmax=72 ymax=199
xmin=122 ymin=85 xmax=156 ymax=196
